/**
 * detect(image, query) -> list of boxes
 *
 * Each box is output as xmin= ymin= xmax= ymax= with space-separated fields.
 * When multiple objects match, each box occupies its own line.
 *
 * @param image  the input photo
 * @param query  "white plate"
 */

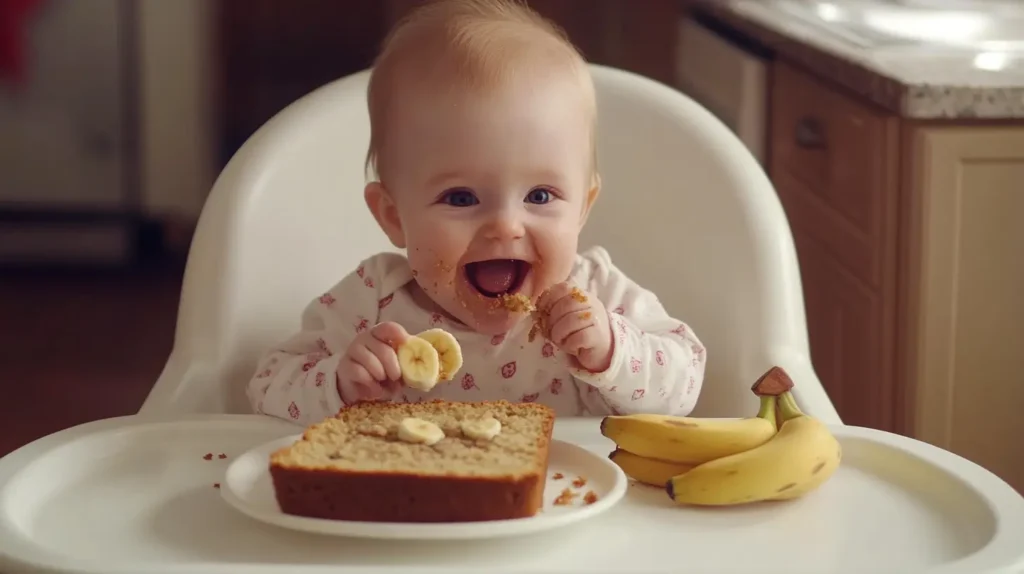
xmin=221 ymin=435 xmax=628 ymax=540
xmin=0 ymin=415 xmax=1022 ymax=574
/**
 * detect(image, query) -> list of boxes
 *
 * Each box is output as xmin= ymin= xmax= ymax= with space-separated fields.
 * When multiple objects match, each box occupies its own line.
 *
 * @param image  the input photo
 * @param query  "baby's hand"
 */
xmin=337 ymin=322 xmax=409 ymax=403
xmin=537 ymin=282 xmax=613 ymax=373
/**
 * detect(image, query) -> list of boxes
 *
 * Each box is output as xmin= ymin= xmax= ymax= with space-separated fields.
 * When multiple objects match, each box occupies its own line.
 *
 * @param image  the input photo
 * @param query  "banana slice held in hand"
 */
xmin=396 ymin=328 xmax=463 ymax=391
xmin=397 ymin=337 xmax=442 ymax=391
xmin=415 ymin=328 xmax=463 ymax=381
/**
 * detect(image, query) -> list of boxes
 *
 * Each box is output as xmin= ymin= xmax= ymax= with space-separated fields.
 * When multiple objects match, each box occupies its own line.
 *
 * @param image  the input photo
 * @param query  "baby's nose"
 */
xmin=483 ymin=210 xmax=525 ymax=241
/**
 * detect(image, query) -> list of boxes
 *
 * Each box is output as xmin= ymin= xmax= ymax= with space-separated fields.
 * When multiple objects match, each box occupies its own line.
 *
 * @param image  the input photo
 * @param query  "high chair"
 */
xmin=139 ymin=64 xmax=841 ymax=424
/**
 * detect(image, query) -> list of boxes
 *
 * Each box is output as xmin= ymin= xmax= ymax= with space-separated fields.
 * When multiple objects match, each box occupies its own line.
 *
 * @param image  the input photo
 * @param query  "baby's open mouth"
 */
xmin=464 ymin=259 xmax=531 ymax=298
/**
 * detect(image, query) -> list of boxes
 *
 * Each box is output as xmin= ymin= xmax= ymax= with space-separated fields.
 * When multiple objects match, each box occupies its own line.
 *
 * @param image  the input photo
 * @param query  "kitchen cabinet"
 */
xmin=768 ymin=60 xmax=1024 ymax=493
xmin=769 ymin=61 xmax=902 ymax=433
xmin=903 ymin=126 xmax=1024 ymax=494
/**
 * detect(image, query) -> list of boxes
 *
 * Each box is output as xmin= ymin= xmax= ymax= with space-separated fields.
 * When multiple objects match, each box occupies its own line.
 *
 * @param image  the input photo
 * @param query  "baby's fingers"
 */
xmin=548 ymin=297 xmax=592 ymax=328
xmin=347 ymin=343 xmax=388 ymax=383
xmin=363 ymin=336 xmax=403 ymax=382
xmin=559 ymin=324 xmax=596 ymax=356
xmin=337 ymin=359 xmax=384 ymax=402
xmin=370 ymin=321 xmax=410 ymax=349
xmin=537 ymin=282 xmax=573 ymax=314
xmin=550 ymin=313 xmax=596 ymax=352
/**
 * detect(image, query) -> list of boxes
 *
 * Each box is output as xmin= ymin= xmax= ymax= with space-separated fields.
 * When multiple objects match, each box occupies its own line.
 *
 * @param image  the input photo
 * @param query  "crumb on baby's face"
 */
xmin=370 ymin=74 xmax=597 ymax=336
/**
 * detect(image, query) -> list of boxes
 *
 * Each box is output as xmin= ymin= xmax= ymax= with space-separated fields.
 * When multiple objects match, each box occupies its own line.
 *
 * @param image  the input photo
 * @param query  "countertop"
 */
xmin=688 ymin=0 xmax=1024 ymax=119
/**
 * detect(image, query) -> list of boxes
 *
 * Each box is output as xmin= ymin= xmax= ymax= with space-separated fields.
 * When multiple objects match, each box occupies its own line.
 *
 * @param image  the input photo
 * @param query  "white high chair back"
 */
xmin=140 ymin=65 xmax=841 ymax=424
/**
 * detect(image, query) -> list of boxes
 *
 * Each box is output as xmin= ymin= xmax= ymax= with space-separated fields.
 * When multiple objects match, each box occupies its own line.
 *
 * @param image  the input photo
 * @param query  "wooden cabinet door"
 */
xmin=776 ymin=171 xmax=892 ymax=429
xmin=769 ymin=61 xmax=902 ymax=431
xmin=905 ymin=126 xmax=1024 ymax=493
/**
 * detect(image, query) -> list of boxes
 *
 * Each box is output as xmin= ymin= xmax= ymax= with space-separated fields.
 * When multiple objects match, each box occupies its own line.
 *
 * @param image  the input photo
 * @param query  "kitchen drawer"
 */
xmin=769 ymin=61 xmax=899 ymax=288
xmin=771 ymin=61 xmax=892 ymax=242
xmin=774 ymin=170 xmax=882 ymax=287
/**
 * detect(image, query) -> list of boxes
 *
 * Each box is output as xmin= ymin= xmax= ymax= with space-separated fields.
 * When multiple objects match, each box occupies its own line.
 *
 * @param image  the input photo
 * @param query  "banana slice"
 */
xmin=397 ymin=417 xmax=445 ymax=446
xmin=461 ymin=417 xmax=502 ymax=441
xmin=397 ymin=335 xmax=441 ymax=390
xmin=416 ymin=328 xmax=463 ymax=381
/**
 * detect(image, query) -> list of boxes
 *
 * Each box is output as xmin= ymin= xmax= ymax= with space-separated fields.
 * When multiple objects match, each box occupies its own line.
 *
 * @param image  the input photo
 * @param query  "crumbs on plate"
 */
xmin=553 ymin=488 xmax=578 ymax=506
xmin=551 ymin=473 xmax=595 ymax=507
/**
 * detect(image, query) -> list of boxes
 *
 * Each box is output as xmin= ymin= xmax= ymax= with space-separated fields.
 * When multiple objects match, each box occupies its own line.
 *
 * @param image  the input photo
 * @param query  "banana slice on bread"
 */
xmin=397 ymin=418 xmax=445 ymax=445
xmin=396 ymin=416 xmax=502 ymax=445
xmin=397 ymin=328 xmax=463 ymax=391
xmin=461 ymin=417 xmax=501 ymax=440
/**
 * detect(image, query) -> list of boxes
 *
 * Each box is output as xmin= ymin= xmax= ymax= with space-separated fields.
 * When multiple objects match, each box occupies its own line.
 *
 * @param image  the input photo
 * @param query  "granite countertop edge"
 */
xmin=689 ymin=1 xmax=1024 ymax=120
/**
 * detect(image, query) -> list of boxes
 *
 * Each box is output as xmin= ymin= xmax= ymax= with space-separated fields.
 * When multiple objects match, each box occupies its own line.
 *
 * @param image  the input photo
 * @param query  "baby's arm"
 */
xmin=571 ymin=247 xmax=707 ymax=416
xmin=246 ymin=255 xmax=396 ymax=425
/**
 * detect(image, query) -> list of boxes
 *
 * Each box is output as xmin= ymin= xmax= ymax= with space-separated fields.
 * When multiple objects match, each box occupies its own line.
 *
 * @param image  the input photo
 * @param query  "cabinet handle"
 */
xmin=795 ymin=117 xmax=826 ymax=149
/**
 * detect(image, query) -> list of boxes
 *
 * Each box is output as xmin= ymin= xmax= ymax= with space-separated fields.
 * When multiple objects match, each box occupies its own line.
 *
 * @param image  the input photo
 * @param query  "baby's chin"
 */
xmin=462 ymin=308 xmax=530 ymax=336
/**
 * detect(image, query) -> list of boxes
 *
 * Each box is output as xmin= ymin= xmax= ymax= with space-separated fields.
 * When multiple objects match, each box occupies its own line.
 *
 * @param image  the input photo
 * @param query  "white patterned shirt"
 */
xmin=247 ymin=246 xmax=707 ymax=425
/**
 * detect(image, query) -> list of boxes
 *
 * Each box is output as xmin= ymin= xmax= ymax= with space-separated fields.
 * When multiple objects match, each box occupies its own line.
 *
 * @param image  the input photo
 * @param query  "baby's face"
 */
xmin=379 ymin=78 xmax=595 ymax=335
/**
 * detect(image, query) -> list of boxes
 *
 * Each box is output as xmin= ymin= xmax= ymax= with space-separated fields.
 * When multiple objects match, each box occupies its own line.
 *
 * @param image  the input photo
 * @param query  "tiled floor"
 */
xmin=0 ymin=258 xmax=184 ymax=456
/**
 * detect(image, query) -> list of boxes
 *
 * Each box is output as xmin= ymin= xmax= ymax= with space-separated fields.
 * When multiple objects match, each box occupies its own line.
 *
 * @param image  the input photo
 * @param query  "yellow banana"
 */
xmin=599 ymin=395 xmax=778 ymax=464
xmin=666 ymin=391 xmax=841 ymax=506
xmin=609 ymin=449 xmax=695 ymax=487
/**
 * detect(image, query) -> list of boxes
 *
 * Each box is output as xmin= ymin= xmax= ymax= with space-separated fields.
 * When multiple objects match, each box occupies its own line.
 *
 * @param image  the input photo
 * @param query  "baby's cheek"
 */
xmin=536 ymin=233 xmax=579 ymax=282
xmin=406 ymin=228 xmax=447 ymax=265
xmin=410 ymin=222 xmax=464 ymax=265
xmin=408 ymin=258 xmax=443 ymax=294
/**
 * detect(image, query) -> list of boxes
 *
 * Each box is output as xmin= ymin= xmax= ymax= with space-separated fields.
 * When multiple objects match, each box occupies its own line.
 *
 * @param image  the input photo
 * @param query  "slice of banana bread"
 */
xmin=269 ymin=399 xmax=556 ymax=523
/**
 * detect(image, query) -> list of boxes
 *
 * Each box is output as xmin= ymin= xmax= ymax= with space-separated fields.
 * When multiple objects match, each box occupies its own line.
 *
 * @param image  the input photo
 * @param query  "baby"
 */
xmin=247 ymin=0 xmax=707 ymax=426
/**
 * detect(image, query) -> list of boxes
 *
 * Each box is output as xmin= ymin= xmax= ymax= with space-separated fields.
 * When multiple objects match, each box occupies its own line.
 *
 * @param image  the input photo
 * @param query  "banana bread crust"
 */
xmin=269 ymin=400 xmax=555 ymax=523
xmin=270 ymin=465 xmax=547 ymax=522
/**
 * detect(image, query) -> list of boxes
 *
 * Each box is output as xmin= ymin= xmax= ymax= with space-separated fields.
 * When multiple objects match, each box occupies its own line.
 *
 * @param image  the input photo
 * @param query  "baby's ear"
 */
xmin=365 ymin=182 xmax=406 ymax=248
xmin=579 ymin=174 xmax=601 ymax=228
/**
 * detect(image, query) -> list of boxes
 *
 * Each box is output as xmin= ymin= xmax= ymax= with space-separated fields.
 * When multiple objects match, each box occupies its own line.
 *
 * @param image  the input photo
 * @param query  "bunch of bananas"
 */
xmin=601 ymin=367 xmax=841 ymax=506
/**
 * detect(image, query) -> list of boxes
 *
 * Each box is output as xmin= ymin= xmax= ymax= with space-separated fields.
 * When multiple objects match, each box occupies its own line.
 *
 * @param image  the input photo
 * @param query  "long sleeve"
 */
xmin=246 ymin=252 xmax=411 ymax=425
xmin=570 ymin=247 xmax=707 ymax=416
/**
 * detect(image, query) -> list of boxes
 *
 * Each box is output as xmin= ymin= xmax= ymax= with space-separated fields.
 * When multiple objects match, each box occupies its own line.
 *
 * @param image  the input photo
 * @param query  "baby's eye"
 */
xmin=525 ymin=187 xmax=552 ymax=204
xmin=440 ymin=188 xmax=479 ymax=207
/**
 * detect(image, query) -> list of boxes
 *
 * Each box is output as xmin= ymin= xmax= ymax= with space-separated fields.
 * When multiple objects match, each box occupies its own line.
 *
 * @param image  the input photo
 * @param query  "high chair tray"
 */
xmin=0 ymin=414 xmax=1022 ymax=574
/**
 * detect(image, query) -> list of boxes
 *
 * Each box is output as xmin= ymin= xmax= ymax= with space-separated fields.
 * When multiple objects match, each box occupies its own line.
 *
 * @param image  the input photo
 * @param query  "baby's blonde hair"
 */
xmin=365 ymin=0 xmax=598 ymax=182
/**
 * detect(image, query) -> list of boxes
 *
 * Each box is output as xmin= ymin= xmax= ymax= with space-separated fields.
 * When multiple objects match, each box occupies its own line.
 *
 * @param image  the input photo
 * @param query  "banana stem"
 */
xmin=756 ymin=395 xmax=778 ymax=431
xmin=778 ymin=391 xmax=805 ymax=422
xmin=750 ymin=366 xmax=795 ymax=396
